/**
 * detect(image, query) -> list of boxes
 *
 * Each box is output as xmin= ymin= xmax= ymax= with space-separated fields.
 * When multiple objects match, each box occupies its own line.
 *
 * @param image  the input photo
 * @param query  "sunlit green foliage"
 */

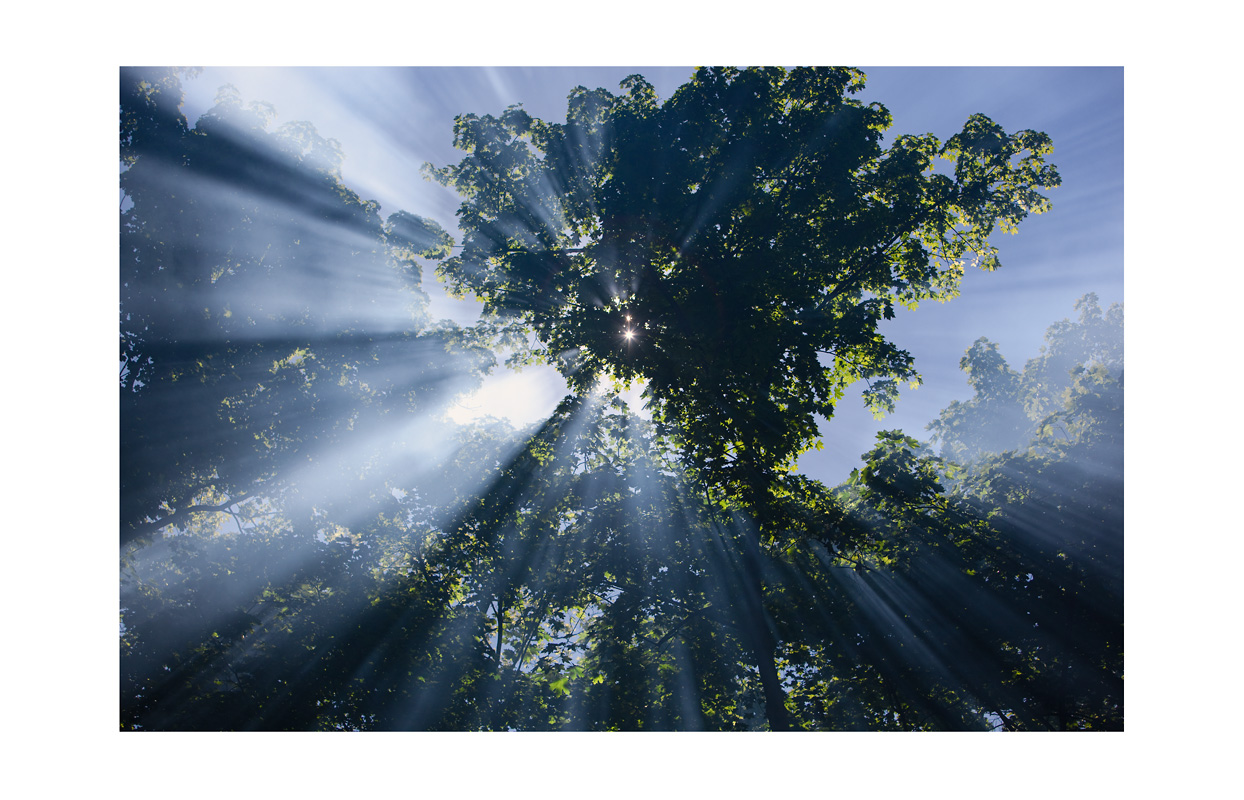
xmin=428 ymin=66 xmax=1060 ymax=501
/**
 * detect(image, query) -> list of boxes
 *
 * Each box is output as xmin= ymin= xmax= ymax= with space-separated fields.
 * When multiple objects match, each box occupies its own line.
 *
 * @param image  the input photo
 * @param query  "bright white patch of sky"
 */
xmin=445 ymin=362 xmax=566 ymax=426
xmin=615 ymin=378 xmax=649 ymax=417
xmin=448 ymin=367 xmax=651 ymax=427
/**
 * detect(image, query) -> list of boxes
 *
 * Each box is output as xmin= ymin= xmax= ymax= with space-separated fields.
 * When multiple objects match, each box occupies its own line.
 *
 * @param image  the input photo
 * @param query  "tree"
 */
xmin=924 ymin=338 xmax=1032 ymax=462
xmin=428 ymin=66 xmax=1060 ymax=503
xmin=427 ymin=66 xmax=1060 ymax=729
xmin=120 ymin=68 xmax=491 ymax=547
xmin=928 ymin=292 xmax=1123 ymax=462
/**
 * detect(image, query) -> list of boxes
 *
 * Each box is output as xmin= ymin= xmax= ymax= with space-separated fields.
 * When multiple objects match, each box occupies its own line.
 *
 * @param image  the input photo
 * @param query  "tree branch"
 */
xmin=125 ymin=491 xmax=259 ymax=542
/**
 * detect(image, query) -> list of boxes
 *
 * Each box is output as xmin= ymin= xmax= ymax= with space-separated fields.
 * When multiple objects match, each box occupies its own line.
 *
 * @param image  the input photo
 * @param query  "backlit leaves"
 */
xmin=429 ymin=66 xmax=1061 ymax=509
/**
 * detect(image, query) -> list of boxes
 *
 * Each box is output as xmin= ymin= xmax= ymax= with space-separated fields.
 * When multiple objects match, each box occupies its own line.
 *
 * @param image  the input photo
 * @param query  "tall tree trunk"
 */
xmin=737 ymin=527 xmax=791 ymax=731
xmin=745 ymin=608 xmax=791 ymax=731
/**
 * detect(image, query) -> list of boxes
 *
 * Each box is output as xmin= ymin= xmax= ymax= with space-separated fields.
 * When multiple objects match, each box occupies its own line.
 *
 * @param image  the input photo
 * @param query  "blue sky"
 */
xmin=176 ymin=65 xmax=1123 ymax=485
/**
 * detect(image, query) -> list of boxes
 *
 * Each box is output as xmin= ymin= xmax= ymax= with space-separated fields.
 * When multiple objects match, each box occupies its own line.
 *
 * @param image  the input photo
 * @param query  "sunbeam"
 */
xmin=121 ymin=66 xmax=1123 ymax=733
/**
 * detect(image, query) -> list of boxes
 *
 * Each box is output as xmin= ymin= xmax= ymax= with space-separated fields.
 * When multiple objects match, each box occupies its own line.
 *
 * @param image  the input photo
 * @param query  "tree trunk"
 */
xmin=737 ymin=527 xmax=791 ymax=731
xmin=746 ymin=610 xmax=791 ymax=731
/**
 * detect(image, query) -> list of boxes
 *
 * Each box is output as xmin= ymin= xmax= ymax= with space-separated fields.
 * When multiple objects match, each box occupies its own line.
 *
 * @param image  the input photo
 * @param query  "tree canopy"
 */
xmin=428 ymin=66 xmax=1060 ymax=503
xmin=120 ymin=67 xmax=1121 ymax=732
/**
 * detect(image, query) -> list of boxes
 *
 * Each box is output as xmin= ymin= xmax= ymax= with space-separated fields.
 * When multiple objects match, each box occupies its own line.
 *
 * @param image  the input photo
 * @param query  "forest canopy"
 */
xmin=120 ymin=66 xmax=1121 ymax=732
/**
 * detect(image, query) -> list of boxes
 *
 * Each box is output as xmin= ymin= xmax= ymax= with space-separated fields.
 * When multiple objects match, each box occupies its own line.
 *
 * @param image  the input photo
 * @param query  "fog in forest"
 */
xmin=120 ymin=66 xmax=1123 ymax=734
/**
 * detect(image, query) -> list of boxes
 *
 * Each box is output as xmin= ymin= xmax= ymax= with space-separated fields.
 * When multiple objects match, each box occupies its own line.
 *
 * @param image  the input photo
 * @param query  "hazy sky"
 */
xmin=177 ymin=66 xmax=1123 ymax=486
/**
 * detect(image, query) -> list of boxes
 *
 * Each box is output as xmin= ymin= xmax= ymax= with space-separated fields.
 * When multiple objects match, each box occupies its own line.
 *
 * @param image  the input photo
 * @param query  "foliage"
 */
xmin=427 ymin=66 xmax=1060 ymax=502
xmin=122 ymin=401 xmax=753 ymax=730
xmin=812 ymin=295 xmax=1124 ymax=729
xmin=123 ymin=352 xmax=1122 ymax=730
xmin=120 ymin=69 xmax=1119 ymax=732
xmin=928 ymin=292 xmax=1123 ymax=462
xmin=120 ymin=67 xmax=491 ymax=546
